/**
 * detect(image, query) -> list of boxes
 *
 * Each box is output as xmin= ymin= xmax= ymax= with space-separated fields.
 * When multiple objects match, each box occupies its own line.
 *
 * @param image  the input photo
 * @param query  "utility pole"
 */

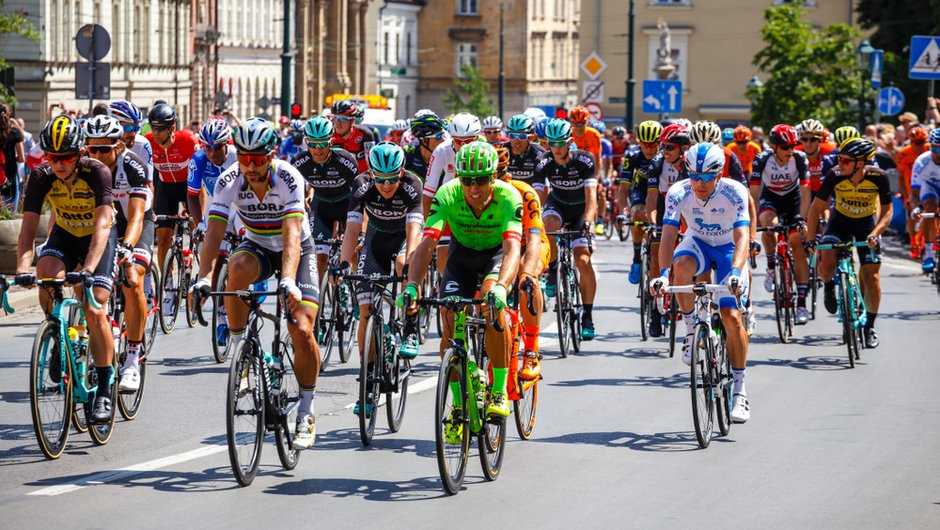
xmin=498 ymin=2 xmax=505 ymax=118
xmin=280 ymin=0 xmax=292 ymax=119
xmin=625 ymin=0 xmax=635 ymax=129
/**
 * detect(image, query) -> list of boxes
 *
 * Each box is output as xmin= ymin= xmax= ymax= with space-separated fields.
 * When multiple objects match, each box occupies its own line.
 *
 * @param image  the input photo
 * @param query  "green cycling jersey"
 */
xmin=423 ymin=179 xmax=523 ymax=251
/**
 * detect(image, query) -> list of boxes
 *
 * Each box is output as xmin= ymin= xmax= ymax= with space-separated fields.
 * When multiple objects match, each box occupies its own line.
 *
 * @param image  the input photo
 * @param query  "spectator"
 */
xmin=751 ymin=125 xmax=767 ymax=150
xmin=0 ymin=103 xmax=24 ymax=207
xmin=91 ymin=102 xmax=110 ymax=116
xmin=188 ymin=120 xmax=200 ymax=133
xmin=899 ymin=111 xmax=920 ymax=131
xmin=926 ymin=97 xmax=940 ymax=126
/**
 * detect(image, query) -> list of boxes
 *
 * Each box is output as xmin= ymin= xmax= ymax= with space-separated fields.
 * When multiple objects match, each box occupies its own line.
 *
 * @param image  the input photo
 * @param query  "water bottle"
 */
xmin=263 ymin=351 xmax=281 ymax=395
xmin=468 ymin=360 xmax=485 ymax=410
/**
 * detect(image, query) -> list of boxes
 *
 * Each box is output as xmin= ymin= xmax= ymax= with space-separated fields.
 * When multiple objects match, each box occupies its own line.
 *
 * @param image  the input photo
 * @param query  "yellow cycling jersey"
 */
xmin=816 ymin=166 xmax=891 ymax=219
xmin=24 ymin=158 xmax=113 ymax=237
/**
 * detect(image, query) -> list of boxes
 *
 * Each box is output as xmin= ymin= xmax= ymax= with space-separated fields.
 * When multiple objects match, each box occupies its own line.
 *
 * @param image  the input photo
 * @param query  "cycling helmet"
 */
xmin=506 ymin=114 xmax=535 ymax=134
xmin=611 ymin=126 xmax=626 ymax=138
xmin=769 ymin=124 xmax=799 ymax=146
xmin=410 ymin=112 xmax=446 ymax=138
xmin=799 ymin=118 xmax=825 ymax=136
xmin=40 ymin=115 xmax=84 ymax=153
xmin=909 ymin=127 xmax=929 ymax=144
xmin=929 ymin=128 xmax=940 ymax=146
xmin=660 ymin=123 xmax=691 ymax=146
xmin=636 ymin=120 xmax=663 ymax=143
xmin=390 ymin=119 xmax=409 ymax=132
xmin=833 ymin=126 xmax=861 ymax=146
xmin=454 ymin=141 xmax=498 ymax=178
xmin=303 ymin=116 xmax=335 ymax=142
xmin=233 ymin=117 xmax=279 ymax=153
xmin=838 ymin=137 xmax=876 ymax=160
xmin=109 ymin=100 xmax=143 ymax=125
xmin=534 ymin=117 xmax=552 ymax=140
xmin=568 ymin=106 xmax=591 ymax=123
xmin=82 ymin=115 xmax=123 ymax=141
xmin=352 ymin=103 xmax=366 ymax=122
xmin=199 ymin=119 xmax=233 ymax=147
xmin=331 ymin=99 xmax=359 ymax=118
xmin=289 ymin=119 xmax=304 ymax=132
xmin=447 ymin=112 xmax=482 ymax=138
xmin=482 ymin=115 xmax=503 ymax=131
xmin=523 ymin=107 xmax=547 ymax=120
xmin=495 ymin=145 xmax=510 ymax=175
xmin=591 ymin=120 xmax=606 ymax=133
xmin=685 ymin=142 xmax=726 ymax=174
xmin=368 ymin=141 xmax=406 ymax=174
xmin=414 ymin=108 xmax=436 ymax=118
xmin=674 ymin=118 xmax=693 ymax=129
xmin=147 ymin=103 xmax=178 ymax=126
xmin=544 ymin=118 xmax=573 ymax=142
xmin=733 ymin=125 xmax=752 ymax=142
xmin=691 ymin=121 xmax=722 ymax=145
xmin=721 ymin=128 xmax=734 ymax=145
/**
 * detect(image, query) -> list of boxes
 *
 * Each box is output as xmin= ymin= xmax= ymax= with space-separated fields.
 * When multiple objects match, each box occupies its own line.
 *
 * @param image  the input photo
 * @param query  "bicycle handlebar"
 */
xmin=23 ymin=273 xmax=102 ymax=311
xmin=756 ymin=220 xmax=805 ymax=233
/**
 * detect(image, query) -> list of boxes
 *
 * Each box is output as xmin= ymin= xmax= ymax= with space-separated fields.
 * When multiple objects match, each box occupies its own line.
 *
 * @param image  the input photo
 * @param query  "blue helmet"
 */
xmin=199 ymin=119 xmax=232 ymax=147
xmin=591 ymin=120 xmax=606 ymax=133
xmin=534 ymin=117 xmax=552 ymax=140
xmin=929 ymin=128 xmax=940 ymax=146
xmin=368 ymin=141 xmax=406 ymax=174
xmin=109 ymin=100 xmax=143 ymax=125
xmin=721 ymin=128 xmax=734 ymax=144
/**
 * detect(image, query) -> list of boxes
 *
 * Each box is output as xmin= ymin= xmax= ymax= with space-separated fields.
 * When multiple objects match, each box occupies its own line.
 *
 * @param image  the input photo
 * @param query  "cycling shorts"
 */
xmin=918 ymin=179 xmax=940 ymax=202
xmin=154 ymin=180 xmax=190 ymax=228
xmin=673 ymin=236 xmax=750 ymax=310
xmin=543 ymin=196 xmax=590 ymax=249
xmin=309 ymin=198 xmax=348 ymax=254
xmin=39 ymin=225 xmax=117 ymax=292
xmin=758 ymin=189 xmax=802 ymax=225
xmin=230 ymin=238 xmax=320 ymax=308
xmin=440 ymin=240 xmax=504 ymax=299
xmin=355 ymin=229 xmax=406 ymax=305
xmin=821 ymin=214 xmax=881 ymax=267
xmin=115 ymin=217 xmax=155 ymax=271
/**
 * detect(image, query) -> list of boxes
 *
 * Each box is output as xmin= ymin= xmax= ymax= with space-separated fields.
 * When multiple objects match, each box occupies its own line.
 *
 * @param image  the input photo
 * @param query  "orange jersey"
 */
xmin=509 ymin=179 xmax=548 ymax=246
xmin=797 ymin=141 xmax=836 ymax=191
xmin=897 ymin=144 xmax=928 ymax=186
xmin=572 ymin=127 xmax=603 ymax=161
xmin=728 ymin=141 xmax=763 ymax=174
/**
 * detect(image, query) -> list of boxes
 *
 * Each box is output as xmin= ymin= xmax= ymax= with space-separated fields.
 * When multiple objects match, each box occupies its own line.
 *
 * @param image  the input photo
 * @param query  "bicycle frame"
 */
xmin=41 ymin=280 xmax=105 ymax=405
xmin=819 ymin=241 xmax=871 ymax=330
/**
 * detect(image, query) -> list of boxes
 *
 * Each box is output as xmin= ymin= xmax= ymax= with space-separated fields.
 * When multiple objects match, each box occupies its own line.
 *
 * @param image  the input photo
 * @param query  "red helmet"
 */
xmin=660 ymin=123 xmax=691 ymax=146
xmin=769 ymin=124 xmax=799 ymax=147
xmin=279 ymin=116 xmax=290 ymax=124
xmin=732 ymin=125 xmax=752 ymax=142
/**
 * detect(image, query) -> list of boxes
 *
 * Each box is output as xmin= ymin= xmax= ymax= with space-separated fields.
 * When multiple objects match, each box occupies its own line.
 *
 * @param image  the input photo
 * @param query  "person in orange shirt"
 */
xmin=728 ymin=126 xmax=763 ymax=175
xmin=567 ymin=106 xmax=604 ymax=231
xmin=897 ymin=126 xmax=929 ymax=257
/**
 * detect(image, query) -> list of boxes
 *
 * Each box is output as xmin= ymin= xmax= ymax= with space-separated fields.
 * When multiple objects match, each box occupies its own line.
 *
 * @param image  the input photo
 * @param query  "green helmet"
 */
xmin=368 ymin=141 xmax=405 ymax=174
xmin=233 ymin=117 xmax=278 ymax=153
xmin=454 ymin=141 xmax=498 ymax=178
xmin=635 ymin=120 xmax=663 ymax=143
xmin=304 ymin=116 xmax=335 ymax=142
xmin=833 ymin=126 xmax=861 ymax=147
xmin=544 ymin=118 xmax=572 ymax=142
xmin=506 ymin=114 xmax=534 ymax=134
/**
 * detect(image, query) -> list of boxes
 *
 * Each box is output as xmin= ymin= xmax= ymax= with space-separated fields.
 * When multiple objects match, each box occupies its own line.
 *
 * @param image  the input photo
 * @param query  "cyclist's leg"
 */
xmin=123 ymin=219 xmax=154 ymax=352
xmin=480 ymin=246 xmax=512 ymax=416
xmin=819 ymin=219 xmax=848 ymax=314
xmin=289 ymin=243 xmax=321 ymax=448
xmin=34 ymin=227 xmax=73 ymax=314
xmin=310 ymin=205 xmax=332 ymax=286
xmin=922 ymin=194 xmax=939 ymax=267
xmin=542 ymin=200 xmax=563 ymax=294
xmin=519 ymin=244 xmax=548 ymax=363
xmin=79 ymin=229 xmax=117 ymax=416
xmin=224 ymin=240 xmax=266 ymax=340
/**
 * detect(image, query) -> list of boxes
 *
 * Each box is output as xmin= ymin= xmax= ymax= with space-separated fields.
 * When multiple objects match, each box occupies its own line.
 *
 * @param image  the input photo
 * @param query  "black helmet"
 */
xmin=330 ymin=99 xmax=359 ymax=118
xmin=838 ymin=137 xmax=876 ymax=160
xmin=40 ymin=115 xmax=84 ymax=153
xmin=410 ymin=112 xmax=446 ymax=138
xmin=147 ymin=103 xmax=178 ymax=126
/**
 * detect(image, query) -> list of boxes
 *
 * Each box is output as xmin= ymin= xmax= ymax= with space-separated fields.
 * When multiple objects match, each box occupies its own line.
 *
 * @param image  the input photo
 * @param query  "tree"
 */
xmin=441 ymin=65 xmax=496 ymax=118
xmin=747 ymin=4 xmax=865 ymax=130
xmin=0 ymin=0 xmax=40 ymax=105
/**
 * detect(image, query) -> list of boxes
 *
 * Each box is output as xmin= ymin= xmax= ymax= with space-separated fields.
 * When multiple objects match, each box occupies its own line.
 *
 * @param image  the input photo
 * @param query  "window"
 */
xmin=406 ymin=32 xmax=412 ymax=66
xmin=456 ymin=42 xmax=478 ymax=77
xmin=383 ymin=31 xmax=389 ymax=65
xmin=649 ymin=0 xmax=691 ymax=6
xmin=457 ymin=0 xmax=478 ymax=15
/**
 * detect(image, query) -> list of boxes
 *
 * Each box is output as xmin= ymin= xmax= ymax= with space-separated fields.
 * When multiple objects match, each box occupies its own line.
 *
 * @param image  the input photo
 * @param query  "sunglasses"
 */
xmin=508 ymin=132 xmax=530 ymax=140
xmin=640 ymin=141 xmax=660 ymax=148
xmin=453 ymin=136 xmax=476 ymax=145
xmin=87 ymin=144 xmax=117 ymax=155
xmin=776 ymin=144 xmax=794 ymax=151
xmin=800 ymin=136 xmax=820 ymax=143
xmin=548 ymin=140 xmax=569 ymax=148
xmin=331 ymin=116 xmax=354 ymax=122
xmin=307 ymin=141 xmax=331 ymax=149
xmin=661 ymin=144 xmax=679 ymax=152
xmin=459 ymin=176 xmax=491 ymax=187
xmin=47 ymin=152 xmax=79 ymax=164
xmin=204 ymin=142 xmax=227 ymax=151
xmin=372 ymin=172 xmax=401 ymax=184
xmin=237 ymin=152 xmax=271 ymax=166
xmin=838 ymin=156 xmax=857 ymax=164
xmin=122 ymin=125 xmax=140 ymax=133
xmin=689 ymin=172 xmax=719 ymax=182
xmin=151 ymin=125 xmax=171 ymax=132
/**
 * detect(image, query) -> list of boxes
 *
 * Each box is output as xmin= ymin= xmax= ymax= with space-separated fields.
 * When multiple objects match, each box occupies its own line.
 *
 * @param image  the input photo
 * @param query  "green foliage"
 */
xmin=0 ymin=0 xmax=41 ymax=105
xmin=441 ymin=65 xmax=496 ymax=118
xmin=747 ymin=4 xmax=866 ymax=130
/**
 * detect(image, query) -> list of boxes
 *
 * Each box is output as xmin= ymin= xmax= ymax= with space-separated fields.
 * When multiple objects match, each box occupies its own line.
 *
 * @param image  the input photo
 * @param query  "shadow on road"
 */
xmin=533 ymin=429 xmax=729 ymax=452
xmin=747 ymin=356 xmax=855 ymax=371
xmin=551 ymin=371 xmax=688 ymax=390
xmin=263 ymin=474 xmax=449 ymax=500
xmin=314 ymin=427 xmax=437 ymax=459
xmin=25 ymin=464 xmax=242 ymax=493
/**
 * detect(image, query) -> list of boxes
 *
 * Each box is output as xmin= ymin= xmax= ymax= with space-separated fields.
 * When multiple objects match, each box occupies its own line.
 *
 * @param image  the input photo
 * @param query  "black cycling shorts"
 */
xmin=39 ymin=225 xmax=117 ymax=292
xmin=759 ymin=189 xmax=802 ymax=225
xmin=355 ymin=229 xmax=406 ymax=305
xmin=230 ymin=238 xmax=320 ymax=308
xmin=309 ymin=198 xmax=349 ymax=254
xmin=821 ymin=214 xmax=882 ymax=267
xmin=440 ymin=241 xmax=503 ymax=299
xmin=116 ymin=217 xmax=155 ymax=271
xmin=154 ymin=180 xmax=189 ymax=228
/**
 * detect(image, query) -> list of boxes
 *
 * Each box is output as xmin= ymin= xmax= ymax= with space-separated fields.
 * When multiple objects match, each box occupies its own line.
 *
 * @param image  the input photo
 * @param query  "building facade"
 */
xmin=375 ymin=0 xmax=422 ymax=119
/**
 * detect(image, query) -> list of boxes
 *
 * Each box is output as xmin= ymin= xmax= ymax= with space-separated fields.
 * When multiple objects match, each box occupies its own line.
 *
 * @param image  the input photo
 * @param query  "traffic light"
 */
xmin=555 ymin=107 xmax=568 ymax=120
xmin=290 ymin=102 xmax=302 ymax=119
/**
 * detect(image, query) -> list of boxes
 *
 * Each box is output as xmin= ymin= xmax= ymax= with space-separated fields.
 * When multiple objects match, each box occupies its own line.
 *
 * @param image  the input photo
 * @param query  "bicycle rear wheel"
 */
xmin=159 ymin=251 xmax=182 ymax=334
xmin=476 ymin=354 xmax=506 ymax=481
xmin=570 ymin=264 xmax=582 ymax=353
xmin=690 ymin=323 xmax=714 ymax=449
xmin=603 ymin=215 xmax=613 ymax=240
xmin=226 ymin=338 xmax=266 ymax=486
xmin=667 ymin=295 xmax=678 ymax=357
xmin=274 ymin=339 xmax=300 ymax=471
xmin=184 ymin=252 xmax=199 ymax=328
xmin=555 ymin=261 xmax=571 ymax=358
xmin=211 ymin=263 xmax=233 ymax=364
xmin=87 ymin=359 xmax=117 ymax=445
xmin=337 ymin=280 xmax=357 ymax=364
xmin=782 ymin=256 xmax=795 ymax=338
xmin=772 ymin=265 xmax=787 ymax=344
xmin=513 ymin=369 xmax=539 ymax=440
xmin=358 ymin=316 xmax=381 ymax=446
xmin=316 ymin=276 xmax=336 ymax=372
xmin=386 ymin=308 xmax=410 ymax=433
xmin=435 ymin=347 xmax=469 ymax=495
xmin=714 ymin=333 xmax=732 ymax=437
xmin=117 ymin=344 xmax=146 ymax=421
xmin=30 ymin=320 xmax=73 ymax=459
xmin=638 ymin=248 xmax=649 ymax=341
xmin=809 ymin=254 xmax=819 ymax=320
xmin=144 ymin=266 xmax=160 ymax=357
xmin=838 ymin=274 xmax=857 ymax=368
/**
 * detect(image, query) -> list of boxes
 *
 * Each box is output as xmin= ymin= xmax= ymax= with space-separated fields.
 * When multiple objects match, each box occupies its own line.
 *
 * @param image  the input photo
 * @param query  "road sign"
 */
xmin=257 ymin=96 xmax=271 ymax=109
xmin=75 ymin=62 xmax=110 ymax=100
xmin=641 ymin=80 xmax=682 ymax=114
xmin=75 ymin=24 xmax=111 ymax=61
xmin=580 ymin=51 xmax=607 ymax=80
xmin=585 ymin=102 xmax=603 ymax=121
xmin=871 ymin=50 xmax=883 ymax=88
xmin=582 ymin=81 xmax=604 ymax=103
xmin=909 ymin=36 xmax=940 ymax=80
xmin=877 ymin=87 xmax=905 ymax=116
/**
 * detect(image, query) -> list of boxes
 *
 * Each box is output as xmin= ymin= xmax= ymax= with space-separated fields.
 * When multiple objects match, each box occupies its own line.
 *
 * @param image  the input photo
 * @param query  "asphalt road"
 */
xmin=1 ymin=238 xmax=939 ymax=528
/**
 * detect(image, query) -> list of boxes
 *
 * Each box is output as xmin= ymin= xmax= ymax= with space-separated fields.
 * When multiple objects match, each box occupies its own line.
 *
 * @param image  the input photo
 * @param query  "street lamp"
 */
xmin=746 ymin=76 xmax=763 ymax=91
xmin=856 ymin=39 xmax=875 ymax=130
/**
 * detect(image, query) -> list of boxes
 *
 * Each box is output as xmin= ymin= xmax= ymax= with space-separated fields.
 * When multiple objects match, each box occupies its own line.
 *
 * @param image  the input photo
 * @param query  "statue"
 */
xmin=654 ymin=18 xmax=677 ymax=80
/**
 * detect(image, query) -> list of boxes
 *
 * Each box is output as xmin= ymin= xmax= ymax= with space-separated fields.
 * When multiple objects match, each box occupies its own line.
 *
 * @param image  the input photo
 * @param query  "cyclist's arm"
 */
xmin=584 ymin=182 xmax=598 ymax=226
xmin=806 ymin=197 xmax=827 ymax=238
xmin=123 ymin=197 xmax=146 ymax=248
xmin=280 ymin=216 xmax=302 ymax=282
xmin=748 ymin=184 xmax=761 ymax=214
xmin=187 ymin=192 xmax=204 ymax=225
xmin=15 ymin=212 xmax=40 ymax=274
xmin=196 ymin=217 xmax=226 ymax=280
xmin=748 ymin=194 xmax=758 ymax=242
xmin=645 ymin=187 xmax=658 ymax=222
xmin=81 ymin=205 xmax=114 ymax=273
xmin=496 ymin=236 xmax=522 ymax=291
xmin=871 ymin=176 xmax=894 ymax=239
xmin=404 ymin=216 xmax=423 ymax=261
xmin=657 ymin=224 xmax=680 ymax=275
xmin=731 ymin=225 xmax=750 ymax=272
xmin=405 ymin=236 xmax=435 ymax=287
xmin=339 ymin=219 xmax=361 ymax=266
xmin=799 ymin=183 xmax=812 ymax=220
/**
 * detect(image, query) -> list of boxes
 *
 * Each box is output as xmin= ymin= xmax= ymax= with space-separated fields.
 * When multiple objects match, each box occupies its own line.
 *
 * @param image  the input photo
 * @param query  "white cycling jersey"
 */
xmin=911 ymin=150 xmax=940 ymax=197
xmin=423 ymin=139 xmax=457 ymax=198
xmin=128 ymin=133 xmax=154 ymax=180
xmin=208 ymin=161 xmax=311 ymax=252
xmin=663 ymin=178 xmax=750 ymax=246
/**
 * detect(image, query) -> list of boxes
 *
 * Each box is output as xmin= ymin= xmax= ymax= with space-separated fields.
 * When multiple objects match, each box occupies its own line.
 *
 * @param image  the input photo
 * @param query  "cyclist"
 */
xmin=610 ymin=126 xmax=629 ymax=183
xmin=399 ymin=140 xmax=523 ymax=420
xmin=728 ymin=126 xmax=762 ymax=175
xmin=17 ymin=115 xmax=117 ymax=423
xmin=403 ymin=112 xmax=447 ymax=183
xmin=897 ymin=127 xmax=929 ymax=259
xmin=291 ymin=116 xmax=360 ymax=284
xmin=330 ymin=99 xmax=376 ymax=174
xmin=618 ymin=121 xmax=661 ymax=286
xmin=146 ymin=102 xmax=199 ymax=270
xmin=795 ymin=119 xmax=836 ymax=201
xmin=109 ymin=100 xmax=153 ymax=177
xmin=533 ymin=117 xmax=551 ymax=149
xmin=482 ymin=115 xmax=507 ymax=144
xmin=651 ymin=142 xmax=752 ymax=423
xmin=568 ymin=107 xmax=602 ymax=161
xmin=387 ymin=119 xmax=409 ymax=145
xmin=333 ymin=143 xmax=423 ymax=415
xmin=502 ymin=113 xmax=547 ymax=202
xmin=690 ymin=121 xmax=746 ymax=184
xmin=638 ymin=122 xmax=690 ymax=336
xmin=807 ymin=137 xmax=892 ymax=348
xmin=191 ymin=118 xmax=321 ymax=450
xmin=536 ymin=118 xmax=599 ymax=340
xmin=721 ymin=127 xmax=734 ymax=147
xmin=750 ymin=123 xmax=812 ymax=325
xmin=496 ymin=145 xmax=548 ymax=379
xmin=910 ymin=128 xmax=940 ymax=274
xmin=83 ymin=115 xmax=154 ymax=393
xmin=278 ymin=119 xmax=307 ymax=161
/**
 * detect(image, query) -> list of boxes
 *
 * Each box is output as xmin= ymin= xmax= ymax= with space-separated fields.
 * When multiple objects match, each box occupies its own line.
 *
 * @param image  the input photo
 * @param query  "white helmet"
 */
xmin=691 ymin=121 xmax=722 ymax=145
xmin=391 ymin=119 xmax=409 ymax=132
xmin=482 ymin=115 xmax=503 ymax=131
xmin=523 ymin=107 xmax=547 ymax=120
xmin=82 ymin=115 xmax=124 ymax=140
xmin=685 ymin=142 xmax=726 ymax=174
xmin=447 ymin=112 xmax=481 ymax=138
xmin=673 ymin=118 xmax=693 ymax=130
xmin=414 ymin=108 xmax=436 ymax=118
xmin=799 ymin=118 xmax=825 ymax=135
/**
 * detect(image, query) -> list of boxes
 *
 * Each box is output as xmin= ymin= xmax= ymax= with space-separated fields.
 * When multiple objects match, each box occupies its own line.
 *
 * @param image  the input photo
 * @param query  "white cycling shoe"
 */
xmin=292 ymin=414 xmax=316 ymax=450
xmin=681 ymin=334 xmax=693 ymax=366
xmin=731 ymin=394 xmax=751 ymax=423
xmin=118 ymin=364 xmax=140 ymax=393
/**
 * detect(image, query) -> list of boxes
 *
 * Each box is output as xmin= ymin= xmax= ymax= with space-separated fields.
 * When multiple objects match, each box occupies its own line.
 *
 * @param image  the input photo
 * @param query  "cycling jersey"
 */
xmin=534 ymin=149 xmax=597 ymax=205
xmin=611 ymin=140 xmax=629 ymax=167
xmin=796 ymin=142 xmax=836 ymax=192
xmin=128 ymin=133 xmax=154 ymax=179
xmin=640 ymin=152 xmax=687 ymax=195
xmin=621 ymin=146 xmax=658 ymax=205
xmin=291 ymin=148 xmax=359 ymax=204
xmin=750 ymin=150 xmax=809 ymax=196
xmin=110 ymin=151 xmax=153 ymax=223
xmin=502 ymin=141 xmax=547 ymax=191
xmin=332 ymin=124 xmax=376 ymax=174
xmin=403 ymin=142 xmax=430 ymax=182
xmin=664 ymin=178 xmax=750 ymax=246
xmin=208 ymin=161 xmax=311 ymax=252
xmin=727 ymin=141 xmax=763 ymax=174
xmin=146 ymin=129 xmax=199 ymax=184
xmin=187 ymin=148 xmax=238 ymax=198
xmin=911 ymin=151 xmax=940 ymax=201
xmin=279 ymin=136 xmax=307 ymax=161
xmin=424 ymin=140 xmax=458 ymax=198
xmin=424 ymin=178 xmax=523 ymax=251
xmin=24 ymin=158 xmax=113 ymax=238
xmin=571 ymin=127 xmax=602 ymax=161
xmin=816 ymin=166 xmax=892 ymax=219
xmin=508 ymin=179 xmax=548 ymax=248
xmin=720 ymin=146 xmax=747 ymax=186
xmin=897 ymin=144 xmax=928 ymax=188
xmin=346 ymin=170 xmax=424 ymax=233
xmin=600 ymin=138 xmax=613 ymax=161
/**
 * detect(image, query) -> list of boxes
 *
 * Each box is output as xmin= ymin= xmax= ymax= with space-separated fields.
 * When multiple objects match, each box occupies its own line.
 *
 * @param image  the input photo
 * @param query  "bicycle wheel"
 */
xmin=418 ymin=273 xmax=433 ymax=344
xmin=714 ymin=332 xmax=732 ymax=437
xmin=117 ymin=341 xmax=147 ymax=421
xmin=274 ymin=339 xmax=300 ymax=471
xmin=386 ymin=308 xmax=410 ymax=433
xmin=478 ymin=365 xmax=507 ymax=481
xmin=30 ymin=320 xmax=73 ymax=459
xmin=569 ymin=264 xmax=582 ymax=353
xmin=554 ymin=259 xmax=570 ymax=358
xmin=316 ymin=275 xmax=336 ymax=372
xmin=435 ymin=347 xmax=469 ymax=495
xmin=87 ymin=358 xmax=118 ymax=445
xmin=358 ymin=316 xmax=381 ymax=446
xmin=513 ymin=370 xmax=539 ymax=440
xmin=782 ymin=255 xmax=795 ymax=338
xmin=690 ymin=323 xmax=714 ymax=449
xmin=638 ymin=249 xmax=649 ymax=341
xmin=159 ymin=251 xmax=182 ymax=334
xmin=667 ymin=294 xmax=678 ymax=358
xmin=144 ymin=266 xmax=160 ymax=358
xmin=837 ymin=274 xmax=857 ymax=368
xmin=226 ymin=338 xmax=266 ymax=486
xmin=603 ymin=215 xmax=613 ymax=240
xmin=211 ymin=263 xmax=232 ymax=364
xmin=772 ymin=265 xmax=787 ymax=344
xmin=337 ymin=280 xmax=357 ymax=364
xmin=809 ymin=254 xmax=819 ymax=320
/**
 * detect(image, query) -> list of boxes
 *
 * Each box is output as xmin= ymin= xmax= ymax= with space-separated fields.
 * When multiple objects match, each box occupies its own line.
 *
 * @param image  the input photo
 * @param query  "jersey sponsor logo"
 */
xmin=280 ymin=172 xmax=298 ymax=194
xmin=241 ymin=202 xmax=285 ymax=212
xmin=694 ymin=218 xmax=723 ymax=232
xmin=769 ymin=172 xmax=794 ymax=182
xmin=443 ymin=280 xmax=460 ymax=294
xmin=59 ymin=210 xmax=95 ymax=221
xmin=515 ymin=206 xmax=523 ymax=221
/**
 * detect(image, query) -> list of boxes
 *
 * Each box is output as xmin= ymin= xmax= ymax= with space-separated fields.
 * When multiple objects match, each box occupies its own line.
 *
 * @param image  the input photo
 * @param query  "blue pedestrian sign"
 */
xmin=909 ymin=36 xmax=940 ymax=80
xmin=877 ymin=87 xmax=905 ymax=116
xmin=871 ymin=50 xmax=883 ymax=88
xmin=642 ymin=80 xmax=682 ymax=114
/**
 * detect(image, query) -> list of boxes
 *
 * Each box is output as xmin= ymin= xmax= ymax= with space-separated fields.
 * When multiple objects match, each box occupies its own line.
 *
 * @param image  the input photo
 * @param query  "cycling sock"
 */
xmin=523 ymin=326 xmax=539 ymax=352
xmin=732 ymin=368 xmax=746 ymax=396
xmin=96 ymin=366 xmax=113 ymax=399
xmin=766 ymin=255 xmax=776 ymax=269
xmin=299 ymin=385 xmax=316 ymax=417
xmin=583 ymin=304 xmax=593 ymax=321
xmin=797 ymin=284 xmax=808 ymax=307
xmin=230 ymin=325 xmax=247 ymax=337
xmin=926 ymin=245 xmax=936 ymax=260
xmin=449 ymin=381 xmax=463 ymax=407
xmin=125 ymin=340 xmax=142 ymax=367
xmin=491 ymin=367 xmax=509 ymax=394
xmin=633 ymin=244 xmax=642 ymax=263
xmin=683 ymin=311 xmax=695 ymax=335
xmin=865 ymin=312 xmax=877 ymax=330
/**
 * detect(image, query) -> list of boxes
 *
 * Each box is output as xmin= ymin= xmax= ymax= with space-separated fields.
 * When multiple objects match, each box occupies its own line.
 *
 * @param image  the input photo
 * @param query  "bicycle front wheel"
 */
xmin=211 ymin=263 xmax=233 ymax=364
xmin=30 ymin=320 xmax=73 ymax=459
xmin=159 ymin=251 xmax=182 ymax=334
xmin=476 ymin=354 xmax=506 ymax=481
xmin=117 ymin=346 xmax=147 ymax=421
xmin=638 ymin=250 xmax=649 ymax=342
xmin=274 ymin=340 xmax=300 ymax=471
xmin=144 ymin=265 xmax=160 ymax=357
xmin=809 ymin=254 xmax=819 ymax=320
xmin=667 ymin=294 xmax=678 ymax=357
xmin=714 ymin=334 xmax=732 ymax=437
xmin=87 ymin=359 xmax=117 ymax=445
xmin=570 ymin=264 xmax=582 ymax=353
xmin=772 ymin=265 xmax=788 ymax=344
xmin=555 ymin=261 xmax=571 ymax=358
xmin=358 ymin=316 xmax=381 ymax=446
xmin=513 ymin=369 xmax=539 ymax=440
xmin=840 ymin=274 xmax=858 ymax=368
xmin=435 ymin=347 xmax=469 ymax=495
xmin=316 ymin=276 xmax=336 ymax=372
xmin=184 ymin=254 xmax=199 ymax=328
xmin=782 ymin=256 xmax=795 ymax=338
xmin=337 ymin=281 xmax=357 ymax=364
xmin=226 ymin=339 xmax=266 ymax=486
xmin=690 ymin=324 xmax=714 ymax=449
